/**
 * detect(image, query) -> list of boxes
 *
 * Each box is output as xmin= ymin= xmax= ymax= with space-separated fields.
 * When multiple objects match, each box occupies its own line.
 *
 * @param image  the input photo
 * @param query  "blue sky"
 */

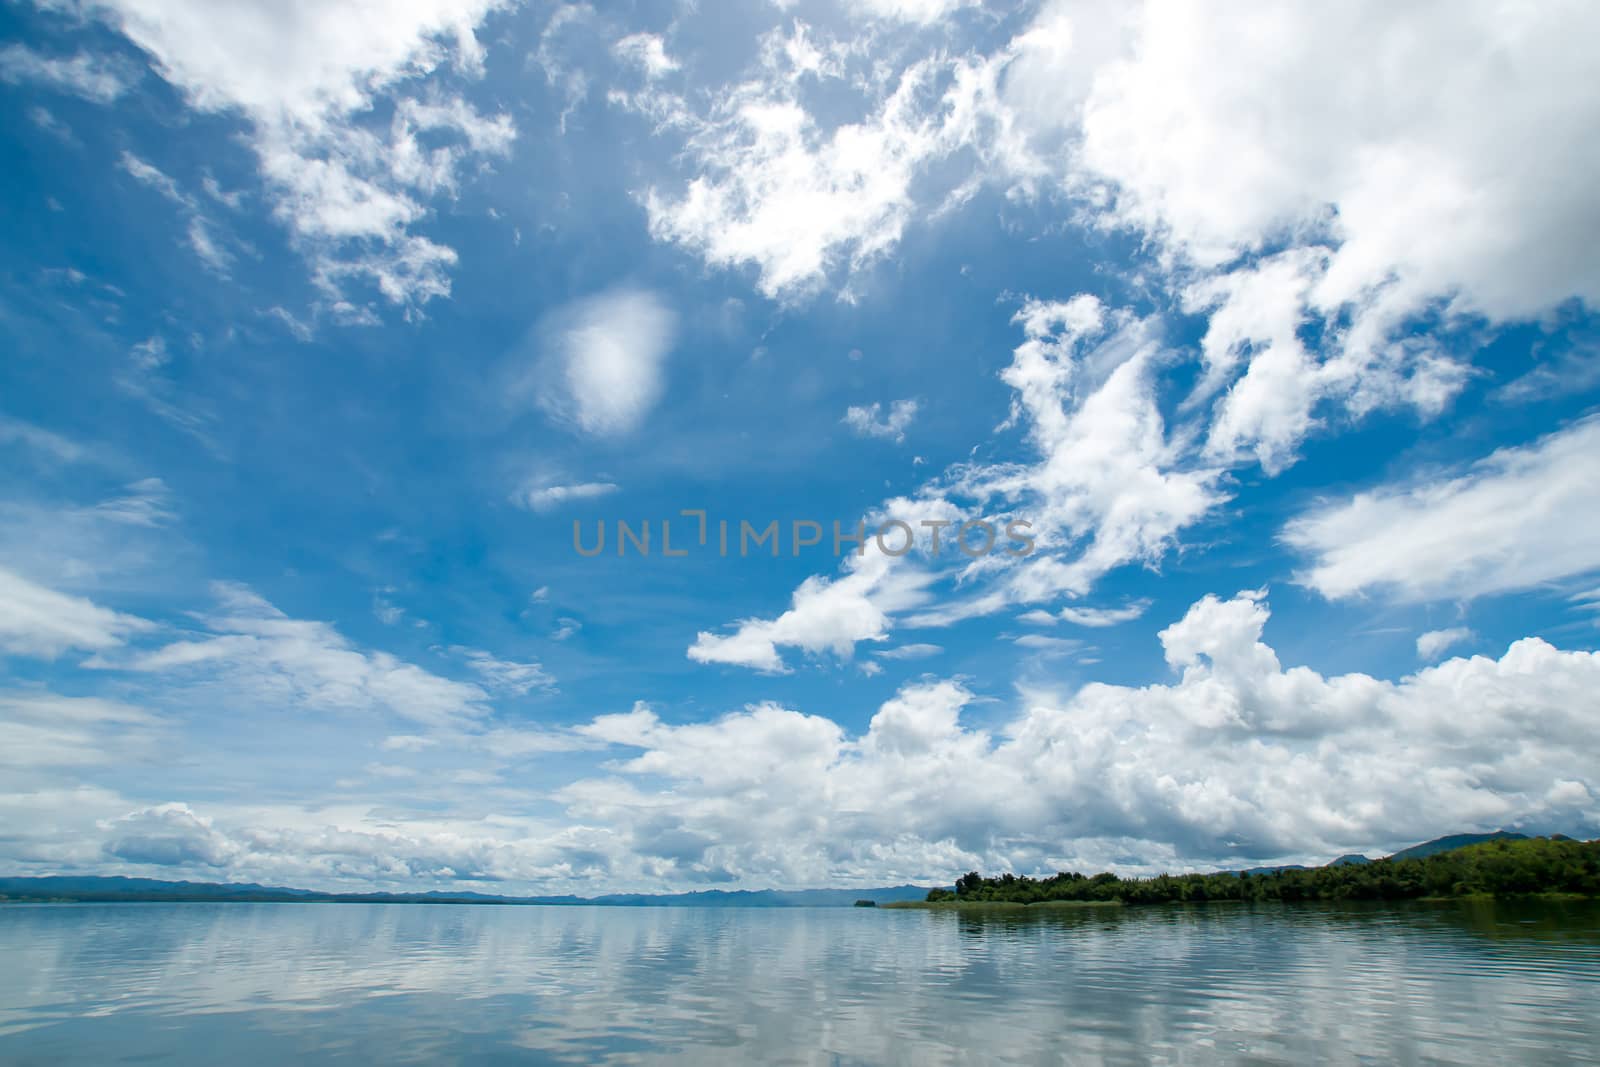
xmin=2 ymin=0 xmax=1598 ymax=892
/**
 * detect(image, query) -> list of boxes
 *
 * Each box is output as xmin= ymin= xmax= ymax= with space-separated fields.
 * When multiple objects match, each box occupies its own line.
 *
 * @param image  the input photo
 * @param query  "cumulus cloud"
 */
xmin=104 ymin=803 xmax=239 ymax=867
xmin=77 ymin=799 xmax=614 ymax=886
xmin=15 ymin=593 xmax=1599 ymax=891
xmin=843 ymin=399 xmax=919 ymax=443
xmin=1285 ymin=417 xmax=1600 ymax=602
xmin=991 ymin=0 xmax=1600 ymax=472
xmin=529 ymin=289 xmax=678 ymax=436
xmin=0 ymin=566 xmax=152 ymax=659
xmin=576 ymin=591 xmax=1600 ymax=885
xmin=1067 ymin=1 xmax=1600 ymax=319
xmin=621 ymin=3 xmax=1598 ymax=473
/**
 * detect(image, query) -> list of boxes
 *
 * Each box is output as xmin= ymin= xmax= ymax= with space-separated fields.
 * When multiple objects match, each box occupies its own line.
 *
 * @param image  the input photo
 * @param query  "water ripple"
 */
xmin=1 ymin=899 xmax=1597 ymax=1064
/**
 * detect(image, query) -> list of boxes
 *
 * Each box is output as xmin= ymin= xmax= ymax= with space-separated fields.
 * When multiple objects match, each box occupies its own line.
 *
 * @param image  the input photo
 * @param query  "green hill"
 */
xmin=1388 ymin=831 xmax=1527 ymax=862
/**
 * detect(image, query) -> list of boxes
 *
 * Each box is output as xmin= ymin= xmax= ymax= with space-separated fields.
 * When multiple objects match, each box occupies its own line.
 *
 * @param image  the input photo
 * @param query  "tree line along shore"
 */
xmin=889 ymin=837 xmax=1600 ymax=909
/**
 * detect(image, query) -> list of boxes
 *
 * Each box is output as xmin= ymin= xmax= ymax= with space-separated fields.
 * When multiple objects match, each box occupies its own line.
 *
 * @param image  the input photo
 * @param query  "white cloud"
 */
xmin=621 ymin=3 xmax=1599 ymax=476
xmin=513 ymin=480 xmax=619 ymax=512
xmin=89 ymin=478 xmax=176 ymax=528
xmin=1067 ymin=1 xmax=1600 ymax=320
xmin=688 ymin=298 xmax=1223 ymax=668
xmin=965 ymin=296 xmax=1224 ymax=605
xmin=14 ymin=593 xmax=1599 ymax=890
xmin=1056 ymin=600 xmax=1149 ymax=627
xmin=453 ymin=647 xmax=555 ymax=696
xmin=528 ymin=289 xmax=678 ymax=436
xmin=570 ymin=591 xmax=1600 ymax=884
xmin=612 ymin=33 xmax=677 ymax=79
xmin=632 ymin=22 xmax=1001 ymax=301
xmin=120 ymin=151 xmax=187 ymax=204
xmin=0 ymin=692 xmax=163 ymax=769
xmin=1495 ymin=345 xmax=1600 ymax=405
xmin=1011 ymin=634 xmax=1085 ymax=655
xmin=1285 ymin=417 xmax=1600 ymax=602
xmin=852 ymin=0 xmax=973 ymax=25
xmin=0 ymin=43 xmax=135 ymax=102
xmin=373 ymin=595 xmax=404 ymax=625
xmin=120 ymin=153 xmax=241 ymax=276
xmin=0 ymin=566 xmax=152 ymax=659
xmin=1021 ymin=1 xmax=1594 ymax=470
xmin=104 ymin=803 xmax=240 ymax=867
xmin=687 ymin=497 xmax=958 ymax=672
xmin=0 ymin=415 xmax=86 ymax=464
xmin=874 ymin=643 xmax=943 ymax=660
xmin=96 ymin=582 xmax=490 ymax=728
xmin=115 ymin=336 xmax=222 ymax=452
xmin=0 ymin=479 xmax=180 ymax=596
xmin=63 ymin=797 xmax=618 ymax=886
xmin=1417 ymin=627 xmax=1473 ymax=662
xmin=184 ymin=216 xmax=234 ymax=275
xmin=85 ymin=0 xmax=515 ymax=309
xmin=843 ymin=399 xmax=918 ymax=443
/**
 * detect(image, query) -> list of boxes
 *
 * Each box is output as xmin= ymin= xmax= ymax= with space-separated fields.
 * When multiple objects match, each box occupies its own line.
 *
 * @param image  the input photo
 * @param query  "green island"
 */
xmin=886 ymin=837 xmax=1600 ymax=909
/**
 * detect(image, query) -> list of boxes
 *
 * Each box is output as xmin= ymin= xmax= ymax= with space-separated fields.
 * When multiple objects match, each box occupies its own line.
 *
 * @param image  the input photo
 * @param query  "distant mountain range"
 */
xmin=1387 ymin=831 xmax=1536 ymax=862
xmin=1232 ymin=831 xmax=1535 ymax=876
xmin=0 ymin=832 xmax=1556 ymax=906
xmin=0 ymin=875 xmax=933 ymax=907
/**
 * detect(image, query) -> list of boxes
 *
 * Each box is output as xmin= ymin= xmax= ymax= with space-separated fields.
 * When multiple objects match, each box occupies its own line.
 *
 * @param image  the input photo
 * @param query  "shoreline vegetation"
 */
xmin=889 ymin=837 xmax=1599 ymax=910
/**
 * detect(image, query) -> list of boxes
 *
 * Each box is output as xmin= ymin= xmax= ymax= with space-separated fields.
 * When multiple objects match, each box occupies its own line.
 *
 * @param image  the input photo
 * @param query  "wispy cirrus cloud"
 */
xmin=452 ymin=646 xmax=555 ymax=696
xmin=513 ymin=480 xmax=619 ymax=513
xmin=92 ymin=583 xmax=491 ymax=729
xmin=0 ymin=566 xmax=152 ymax=660
xmin=0 ymin=42 xmax=137 ymax=102
xmin=1285 ymin=417 xmax=1600 ymax=602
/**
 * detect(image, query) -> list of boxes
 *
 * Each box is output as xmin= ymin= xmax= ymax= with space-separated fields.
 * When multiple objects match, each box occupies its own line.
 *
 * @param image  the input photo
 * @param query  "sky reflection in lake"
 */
xmin=2 ymin=900 xmax=1599 ymax=1065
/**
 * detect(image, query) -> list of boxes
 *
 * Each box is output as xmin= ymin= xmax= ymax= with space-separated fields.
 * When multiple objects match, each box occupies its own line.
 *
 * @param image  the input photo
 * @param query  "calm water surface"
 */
xmin=2 ymin=900 xmax=1598 ymax=1065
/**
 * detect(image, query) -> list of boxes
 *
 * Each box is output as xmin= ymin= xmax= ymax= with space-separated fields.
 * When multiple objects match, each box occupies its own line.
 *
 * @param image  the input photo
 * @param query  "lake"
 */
xmin=2 ymin=899 xmax=1598 ymax=1064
